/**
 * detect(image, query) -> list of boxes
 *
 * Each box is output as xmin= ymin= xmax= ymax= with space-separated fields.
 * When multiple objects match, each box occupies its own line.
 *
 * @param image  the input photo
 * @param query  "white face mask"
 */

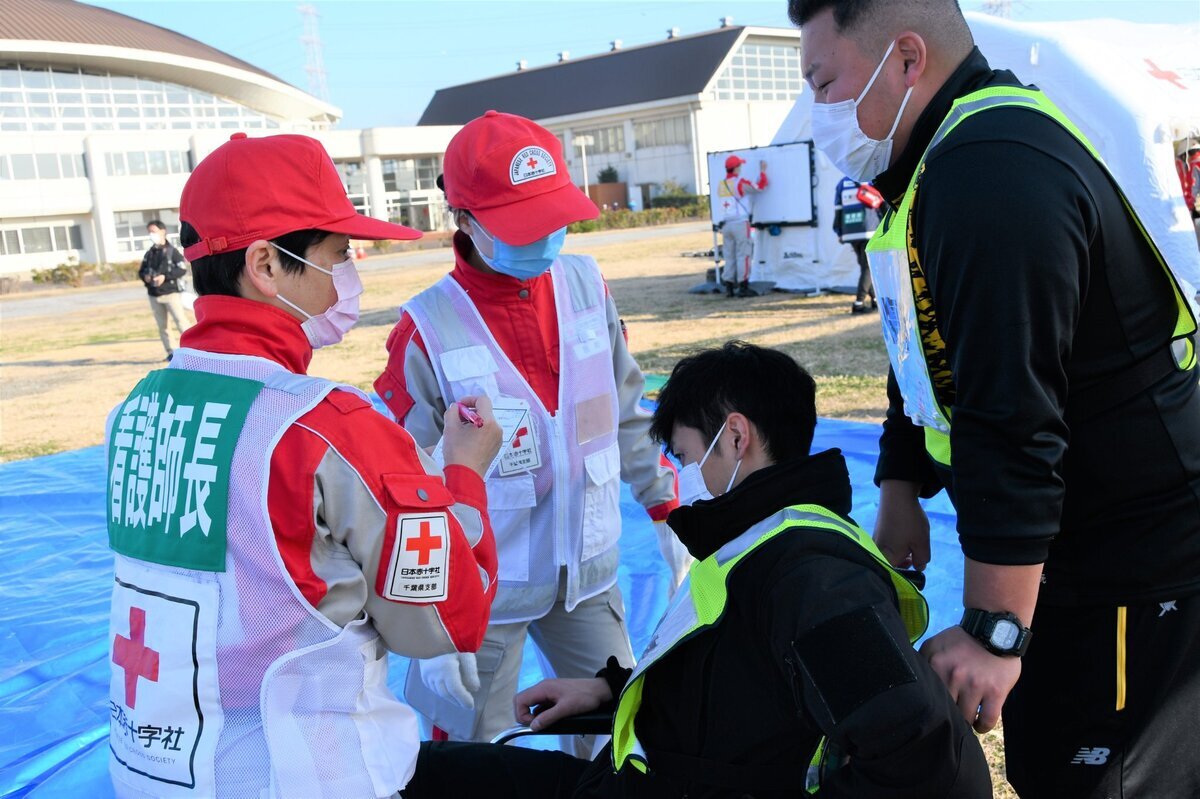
xmin=273 ymin=244 xmax=363 ymax=349
xmin=810 ymin=39 xmax=914 ymax=183
xmin=677 ymin=421 xmax=742 ymax=506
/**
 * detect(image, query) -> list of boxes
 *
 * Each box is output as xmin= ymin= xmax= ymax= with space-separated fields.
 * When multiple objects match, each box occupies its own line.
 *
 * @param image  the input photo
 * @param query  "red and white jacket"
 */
xmin=180 ymin=296 xmax=497 ymax=655
xmin=717 ymin=170 xmax=769 ymax=223
xmin=375 ymin=233 xmax=678 ymax=525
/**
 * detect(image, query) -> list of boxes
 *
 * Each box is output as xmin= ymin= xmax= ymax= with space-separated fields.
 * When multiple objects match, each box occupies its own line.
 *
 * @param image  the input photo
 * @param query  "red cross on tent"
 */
xmin=511 ymin=426 xmax=529 ymax=449
xmin=405 ymin=520 xmax=443 ymax=566
xmin=113 ymin=606 xmax=160 ymax=709
xmin=1146 ymin=59 xmax=1186 ymax=90
xmin=527 ymin=157 xmax=539 ymax=170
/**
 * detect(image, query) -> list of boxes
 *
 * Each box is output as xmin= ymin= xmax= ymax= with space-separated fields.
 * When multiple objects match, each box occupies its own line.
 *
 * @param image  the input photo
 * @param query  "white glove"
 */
xmin=653 ymin=520 xmax=693 ymax=597
xmin=419 ymin=652 xmax=480 ymax=710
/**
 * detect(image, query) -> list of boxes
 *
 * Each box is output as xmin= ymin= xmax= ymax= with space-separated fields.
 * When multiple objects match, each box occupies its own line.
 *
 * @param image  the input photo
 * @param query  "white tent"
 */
xmin=759 ymin=12 xmax=1200 ymax=296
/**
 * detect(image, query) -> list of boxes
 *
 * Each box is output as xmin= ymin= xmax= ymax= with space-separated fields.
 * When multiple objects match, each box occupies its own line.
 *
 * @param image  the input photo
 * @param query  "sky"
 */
xmin=87 ymin=0 xmax=1200 ymax=129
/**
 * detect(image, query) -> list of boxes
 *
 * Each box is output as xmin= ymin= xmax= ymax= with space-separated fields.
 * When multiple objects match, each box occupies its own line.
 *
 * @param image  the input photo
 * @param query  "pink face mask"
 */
xmin=272 ymin=244 xmax=363 ymax=349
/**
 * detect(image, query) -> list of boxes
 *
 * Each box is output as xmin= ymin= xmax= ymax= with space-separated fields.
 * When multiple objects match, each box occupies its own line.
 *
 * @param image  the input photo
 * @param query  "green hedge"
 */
xmin=649 ymin=194 xmax=708 ymax=209
xmin=568 ymin=203 xmax=708 ymax=234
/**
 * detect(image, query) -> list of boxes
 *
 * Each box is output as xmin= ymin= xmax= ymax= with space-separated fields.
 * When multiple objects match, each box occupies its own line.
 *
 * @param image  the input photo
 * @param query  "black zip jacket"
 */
xmin=139 ymin=243 xmax=187 ymax=297
xmin=872 ymin=48 xmax=1200 ymax=606
xmin=574 ymin=450 xmax=991 ymax=799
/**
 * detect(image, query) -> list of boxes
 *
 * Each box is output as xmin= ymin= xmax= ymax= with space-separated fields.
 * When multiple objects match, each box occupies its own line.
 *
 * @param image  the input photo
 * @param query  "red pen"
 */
xmin=457 ymin=402 xmax=484 ymax=428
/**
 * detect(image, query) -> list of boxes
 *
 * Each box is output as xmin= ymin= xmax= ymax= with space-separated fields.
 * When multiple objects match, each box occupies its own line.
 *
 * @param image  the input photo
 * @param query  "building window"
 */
xmin=634 ymin=116 xmax=691 ymax=149
xmin=574 ymin=125 xmax=625 ymax=155
xmin=104 ymin=150 xmax=191 ymax=177
xmin=335 ymin=161 xmax=370 ymax=215
xmin=0 ymin=64 xmax=294 ymax=133
xmin=381 ymin=156 xmax=441 ymax=193
xmin=0 ymin=223 xmax=84 ymax=255
xmin=0 ymin=152 xmax=86 ymax=180
xmin=113 ymin=209 xmax=180 ymax=254
xmin=713 ymin=42 xmax=804 ymax=102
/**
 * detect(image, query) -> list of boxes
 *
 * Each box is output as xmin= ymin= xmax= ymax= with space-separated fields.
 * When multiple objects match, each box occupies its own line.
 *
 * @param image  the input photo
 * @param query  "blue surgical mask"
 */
xmin=469 ymin=216 xmax=566 ymax=280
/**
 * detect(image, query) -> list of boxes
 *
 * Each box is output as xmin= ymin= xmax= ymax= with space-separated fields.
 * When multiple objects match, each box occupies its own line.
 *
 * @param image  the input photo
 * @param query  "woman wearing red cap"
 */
xmin=717 ymin=155 xmax=768 ymax=298
xmin=103 ymin=132 xmax=502 ymax=798
xmin=375 ymin=111 xmax=686 ymax=749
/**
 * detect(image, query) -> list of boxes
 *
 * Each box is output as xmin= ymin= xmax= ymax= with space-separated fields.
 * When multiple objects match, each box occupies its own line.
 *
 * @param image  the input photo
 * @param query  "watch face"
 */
xmin=990 ymin=620 xmax=1021 ymax=651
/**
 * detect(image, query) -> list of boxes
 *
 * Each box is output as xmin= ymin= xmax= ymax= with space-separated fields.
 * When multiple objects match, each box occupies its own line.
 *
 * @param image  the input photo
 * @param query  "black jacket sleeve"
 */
xmin=874 ymin=369 xmax=942 ymax=497
xmin=768 ymin=552 xmax=990 ymax=798
xmin=914 ymin=126 xmax=1090 ymax=566
xmin=167 ymin=246 xmax=187 ymax=281
xmin=138 ymin=249 xmax=154 ymax=284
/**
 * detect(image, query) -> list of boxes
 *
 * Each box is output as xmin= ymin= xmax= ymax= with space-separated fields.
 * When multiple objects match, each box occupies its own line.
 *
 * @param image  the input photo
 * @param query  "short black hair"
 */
xmin=146 ymin=220 xmax=166 ymax=232
xmin=179 ymin=221 xmax=330 ymax=297
xmin=788 ymin=0 xmax=970 ymax=53
xmin=650 ymin=341 xmax=817 ymax=463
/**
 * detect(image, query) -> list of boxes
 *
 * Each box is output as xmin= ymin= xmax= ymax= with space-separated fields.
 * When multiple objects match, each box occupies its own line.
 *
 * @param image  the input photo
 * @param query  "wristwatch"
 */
xmin=960 ymin=608 xmax=1032 ymax=657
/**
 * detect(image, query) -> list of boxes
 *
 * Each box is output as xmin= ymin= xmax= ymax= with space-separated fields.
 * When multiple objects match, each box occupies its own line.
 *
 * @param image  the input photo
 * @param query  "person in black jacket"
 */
xmin=402 ymin=341 xmax=991 ymax=799
xmin=792 ymin=2 xmax=1200 ymax=797
xmin=138 ymin=219 xmax=191 ymax=360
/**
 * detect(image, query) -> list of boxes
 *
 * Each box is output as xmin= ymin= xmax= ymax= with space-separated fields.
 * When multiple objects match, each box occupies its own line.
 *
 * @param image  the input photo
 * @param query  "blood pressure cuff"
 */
xmin=791 ymin=605 xmax=917 ymax=725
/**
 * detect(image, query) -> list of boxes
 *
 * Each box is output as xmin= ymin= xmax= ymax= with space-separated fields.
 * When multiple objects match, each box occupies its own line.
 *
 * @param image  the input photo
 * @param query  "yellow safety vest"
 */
xmin=865 ymin=86 xmax=1198 ymax=467
xmin=610 ymin=504 xmax=929 ymax=792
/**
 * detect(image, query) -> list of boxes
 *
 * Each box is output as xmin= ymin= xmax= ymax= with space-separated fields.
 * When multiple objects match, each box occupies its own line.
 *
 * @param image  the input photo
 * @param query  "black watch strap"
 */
xmin=960 ymin=608 xmax=1032 ymax=657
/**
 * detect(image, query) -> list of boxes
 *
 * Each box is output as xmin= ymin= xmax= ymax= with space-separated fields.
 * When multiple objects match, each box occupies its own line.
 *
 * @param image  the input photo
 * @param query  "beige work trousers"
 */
xmin=148 ymin=293 xmax=191 ymax=357
xmin=405 ymin=577 xmax=634 ymax=755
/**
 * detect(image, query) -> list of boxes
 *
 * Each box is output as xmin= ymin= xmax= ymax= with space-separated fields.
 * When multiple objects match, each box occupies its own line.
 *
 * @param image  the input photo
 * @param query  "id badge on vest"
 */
xmin=494 ymin=397 xmax=541 ymax=477
xmin=867 ymin=246 xmax=951 ymax=433
xmin=109 ymin=559 xmax=222 ymax=796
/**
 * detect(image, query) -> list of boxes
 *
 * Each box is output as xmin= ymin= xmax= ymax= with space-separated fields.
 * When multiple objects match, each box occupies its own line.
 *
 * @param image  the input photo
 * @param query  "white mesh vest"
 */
xmin=405 ymin=255 xmax=622 ymax=624
xmin=106 ymin=348 xmax=419 ymax=799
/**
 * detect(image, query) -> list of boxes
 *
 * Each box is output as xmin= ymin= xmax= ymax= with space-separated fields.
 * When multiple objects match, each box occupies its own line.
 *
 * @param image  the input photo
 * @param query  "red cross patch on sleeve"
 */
xmin=382 ymin=513 xmax=451 ymax=603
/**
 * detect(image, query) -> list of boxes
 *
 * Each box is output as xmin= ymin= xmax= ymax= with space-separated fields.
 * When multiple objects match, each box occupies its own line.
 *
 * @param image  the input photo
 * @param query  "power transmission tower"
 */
xmin=298 ymin=4 xmax=330 ymax=102
xmin=979 ymin=0 xmax=1025 ymax=18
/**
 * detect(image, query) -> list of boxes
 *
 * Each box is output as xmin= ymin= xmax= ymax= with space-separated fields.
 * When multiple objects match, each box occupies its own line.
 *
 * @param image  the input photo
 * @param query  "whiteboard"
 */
xmin=707 ymin=141 xmax=815 ymax=227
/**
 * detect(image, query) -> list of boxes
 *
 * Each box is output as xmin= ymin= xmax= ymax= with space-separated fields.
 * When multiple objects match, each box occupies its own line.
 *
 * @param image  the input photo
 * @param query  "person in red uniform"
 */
xmin=105 ymin=131 xmax=502 ymax=798
xmin=375 ymin=111 xmax=684 ymax=748
xmin=716 ymin=155 xmax=768 ymax=298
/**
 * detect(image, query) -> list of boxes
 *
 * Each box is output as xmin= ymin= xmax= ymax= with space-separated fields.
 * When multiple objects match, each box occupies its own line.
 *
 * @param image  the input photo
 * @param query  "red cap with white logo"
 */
xmin=180 ymin=132 xmax=421 ymax=262
xmin=441 ymin=110 xmax=599 ymax=246
xmin=724 ymin=154 xmax=747 ymax=172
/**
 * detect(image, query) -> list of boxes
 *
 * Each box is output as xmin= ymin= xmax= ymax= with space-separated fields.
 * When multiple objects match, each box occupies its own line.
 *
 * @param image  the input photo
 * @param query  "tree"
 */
xmin=598 ymin=165 xmax=620 ymax=183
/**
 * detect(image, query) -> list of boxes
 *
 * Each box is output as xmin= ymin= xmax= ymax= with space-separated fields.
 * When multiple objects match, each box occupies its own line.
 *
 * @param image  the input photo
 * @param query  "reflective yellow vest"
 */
xmin=865 ymin=86 xmax=1198 ymax=467
xmin=610 ymin=504 xmax=929 ymax=791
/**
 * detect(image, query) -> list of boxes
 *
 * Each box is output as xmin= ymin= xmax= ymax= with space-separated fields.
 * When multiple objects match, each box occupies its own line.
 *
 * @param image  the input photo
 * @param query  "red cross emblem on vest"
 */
xmin=113 ymin=606 xmax=160 ymax=709
xmin=405 ymin=520 xmax=443 ymax=566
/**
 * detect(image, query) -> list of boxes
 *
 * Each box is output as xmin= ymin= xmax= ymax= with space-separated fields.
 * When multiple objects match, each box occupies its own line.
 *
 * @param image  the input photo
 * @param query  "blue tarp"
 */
xmin=0 ymin=416 xmax=963 ymax=798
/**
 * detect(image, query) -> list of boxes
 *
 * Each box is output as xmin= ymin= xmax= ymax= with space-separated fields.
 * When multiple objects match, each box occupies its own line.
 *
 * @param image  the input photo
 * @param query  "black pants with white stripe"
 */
xmin=1003 ymin=594 xmax=1200 ymax=798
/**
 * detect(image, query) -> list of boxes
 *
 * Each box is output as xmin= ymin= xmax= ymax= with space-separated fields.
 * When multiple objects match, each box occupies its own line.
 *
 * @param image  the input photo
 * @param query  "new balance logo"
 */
xmin=1070 ymin=747 xmax=1111 ymax=765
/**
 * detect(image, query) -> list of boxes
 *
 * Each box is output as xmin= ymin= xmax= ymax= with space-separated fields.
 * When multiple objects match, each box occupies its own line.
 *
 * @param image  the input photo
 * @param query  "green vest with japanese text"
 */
xmin=865 ymin=86 xmax=1198 ymax=467
xmin=610 ymin=504 xmax=928 ymax=792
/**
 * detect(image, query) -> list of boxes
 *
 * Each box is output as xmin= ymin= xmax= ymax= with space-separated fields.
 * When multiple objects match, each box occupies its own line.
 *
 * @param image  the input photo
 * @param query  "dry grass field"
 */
xmin=0 ymin=221 xmax=1016 ymax=796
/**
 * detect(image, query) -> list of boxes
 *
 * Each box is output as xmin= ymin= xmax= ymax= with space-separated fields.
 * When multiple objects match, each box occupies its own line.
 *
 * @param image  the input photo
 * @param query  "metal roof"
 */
xmin=0 ymin=0 xmax=279 ymax=81
xmin=419 ymin=26 xmax=745 ymax=125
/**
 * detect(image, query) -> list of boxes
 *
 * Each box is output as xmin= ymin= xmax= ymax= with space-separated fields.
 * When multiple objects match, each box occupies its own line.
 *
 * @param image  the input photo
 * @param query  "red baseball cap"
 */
xmin=724 ymin=154 xmax=747 ymax=171
xmin=180 ymin=133 xmax=420 ymax=261
xmin=441 ymin=110 xmax=599 ymax=246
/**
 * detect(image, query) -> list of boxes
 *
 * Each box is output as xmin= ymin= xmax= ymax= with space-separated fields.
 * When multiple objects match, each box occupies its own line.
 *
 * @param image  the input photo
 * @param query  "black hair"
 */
xmin=788 ymin=0 xmax=970 ymax=53
xmin=650 ymin=341 xmax=817 ymax=463
xmin=146 ymin=219 xmax=166 ymax=231
xmin=179 ymin=221 xmax=330 ymax=297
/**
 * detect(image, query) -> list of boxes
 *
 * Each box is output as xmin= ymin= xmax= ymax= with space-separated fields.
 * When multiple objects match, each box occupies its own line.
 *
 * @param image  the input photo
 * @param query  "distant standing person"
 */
xmin=138 ymin=220 xmax=191 ymax=360
xmin=717 ymin=156 xmax=768 ymax=298
xmin=832 ymin=176 xmax=882 ymax=313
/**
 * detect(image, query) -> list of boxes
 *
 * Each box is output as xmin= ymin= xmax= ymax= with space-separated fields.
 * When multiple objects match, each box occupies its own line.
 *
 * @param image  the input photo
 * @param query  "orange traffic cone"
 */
xmin=354 ymin=246 xmax=366 ymax=260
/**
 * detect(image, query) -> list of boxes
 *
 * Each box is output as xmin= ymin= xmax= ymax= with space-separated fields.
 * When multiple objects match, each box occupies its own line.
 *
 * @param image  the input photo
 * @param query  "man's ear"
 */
xmin=454 ymin=210 xmax=472 ymax=236
xmin=895 ymin=31 xmax=927 ymax=88
xmin=726 ymin=412 xmax=754 ymax=459
xmin=242 ymin=240 xmax=278 ymax=298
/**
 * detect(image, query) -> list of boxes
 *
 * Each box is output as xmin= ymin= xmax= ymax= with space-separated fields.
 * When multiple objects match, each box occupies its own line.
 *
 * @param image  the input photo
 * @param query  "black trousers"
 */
xmin=1003 ymin=594 xmax=1200 ymax=798
xmin=401 ymin=740 xmax=591 ymax=799
xmin=851 ymin=240 xmax=874 ymax=303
